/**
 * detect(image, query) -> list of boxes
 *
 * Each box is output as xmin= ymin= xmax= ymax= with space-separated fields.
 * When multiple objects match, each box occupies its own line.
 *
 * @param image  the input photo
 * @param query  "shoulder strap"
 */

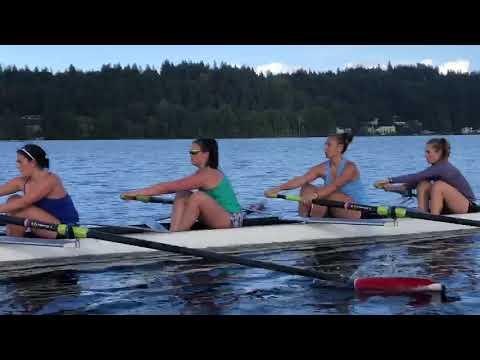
xmin=337 ymin=157 xmax=347 ymax=175
xmin=325 ymin=160 xmax=332 ymax=183
xmin=23 ymin=177 xmax=29 ymax=193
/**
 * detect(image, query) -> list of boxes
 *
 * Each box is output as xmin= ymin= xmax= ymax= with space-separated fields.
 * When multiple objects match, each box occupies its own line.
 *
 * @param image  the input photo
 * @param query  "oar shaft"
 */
xmin=402 ymin=210 xmax=480 ymax=227
xmin=122 ymin=195 xmax=268 ymax=216
xmin=0 ymin=213 xmax=446 ymax=293
xmin=0 ymin=214 xmax=25 ymax=227
xmin=0 ymin=213 xmax=341 ymax=283
xmin=121 ymin=195 xmax=174 ymax=204
xmin=271 ymin=194 xmax=480 ymax=228
xmin=89 ymin=229 xmax=339 ymax=281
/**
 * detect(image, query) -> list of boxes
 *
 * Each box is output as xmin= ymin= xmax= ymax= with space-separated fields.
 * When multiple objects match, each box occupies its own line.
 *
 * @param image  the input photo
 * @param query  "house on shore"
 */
xmin=375 ymin=125 xmax=396 ymax=135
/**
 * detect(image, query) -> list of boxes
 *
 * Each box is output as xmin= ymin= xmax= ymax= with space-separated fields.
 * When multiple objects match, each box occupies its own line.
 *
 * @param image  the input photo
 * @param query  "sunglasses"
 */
xmin=189 ymin=150 xmax=202 ymax=155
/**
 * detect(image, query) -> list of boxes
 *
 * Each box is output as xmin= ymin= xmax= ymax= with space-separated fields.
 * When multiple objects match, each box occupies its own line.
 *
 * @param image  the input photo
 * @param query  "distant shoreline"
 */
xmin=2 ymin=134 xmax=480 ymax=142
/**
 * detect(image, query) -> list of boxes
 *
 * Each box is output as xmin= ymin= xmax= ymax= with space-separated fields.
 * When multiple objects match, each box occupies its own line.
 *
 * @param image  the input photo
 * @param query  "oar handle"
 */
xmin=123 ymin=195 xmax=265 ymax=216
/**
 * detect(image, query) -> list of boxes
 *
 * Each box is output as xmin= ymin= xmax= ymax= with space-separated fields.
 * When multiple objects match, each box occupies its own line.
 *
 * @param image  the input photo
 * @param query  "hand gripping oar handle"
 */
xmin=268 ymin=194 xmax=480 ymax=228
xmin=121 ymin=195 xmax=174 ymax=204
xmin=0 ymin=213 xmax=342 ymax=284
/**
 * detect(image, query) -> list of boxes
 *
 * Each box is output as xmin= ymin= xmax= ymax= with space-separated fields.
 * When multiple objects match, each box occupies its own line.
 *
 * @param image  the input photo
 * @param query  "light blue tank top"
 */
xmin=325 ymin=158 xmax=367 ymax=203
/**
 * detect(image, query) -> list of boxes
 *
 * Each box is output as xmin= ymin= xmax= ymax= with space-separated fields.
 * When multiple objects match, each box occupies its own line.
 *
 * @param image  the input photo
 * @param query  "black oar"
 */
xmin=0 ymin=213 xmax=341 ymax=284
xmin=121 ymin=195 xmax=174 ymax=204
xmin=0 ymin=212 xmax=446 ymax=294
xmin=121 ymin=194 xmax=267 ymax=216
xmin=270 ymin=194 xmax=480 ymax=228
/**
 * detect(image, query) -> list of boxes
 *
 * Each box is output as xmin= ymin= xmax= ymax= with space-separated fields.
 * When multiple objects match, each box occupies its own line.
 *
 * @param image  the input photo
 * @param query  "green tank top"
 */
xmin=202 ymin=176 xmax=242 ymax=213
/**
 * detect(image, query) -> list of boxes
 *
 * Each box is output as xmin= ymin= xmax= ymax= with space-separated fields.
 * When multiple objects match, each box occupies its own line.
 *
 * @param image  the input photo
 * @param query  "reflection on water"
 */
xmin=0 ymin=271 xmax=81 ymax=314
xmin=0 ymin=137 xmax=479 ymax=314
xmin=0 ymin=235 xmax=478 ymax=314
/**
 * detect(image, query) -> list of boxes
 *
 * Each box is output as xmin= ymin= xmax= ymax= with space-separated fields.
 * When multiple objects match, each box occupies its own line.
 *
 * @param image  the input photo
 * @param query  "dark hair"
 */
xmin=193 ymin=138 xmax=219 ymax=169
xmin=17 ymin=144 xmax=50 ymax=169
xmin=329 ymin=133 xmax=354 ymax=154
xmin=427 ymin=138 xmax=450 ymax=159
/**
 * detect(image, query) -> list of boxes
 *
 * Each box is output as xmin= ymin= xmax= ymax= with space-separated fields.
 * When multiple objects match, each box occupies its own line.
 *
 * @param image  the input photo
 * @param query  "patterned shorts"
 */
xmin=230 ymin=212 xmax=244 ymax=228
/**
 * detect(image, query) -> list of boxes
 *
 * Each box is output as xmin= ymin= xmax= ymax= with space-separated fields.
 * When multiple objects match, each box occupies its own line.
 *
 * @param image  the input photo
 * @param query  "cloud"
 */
xmin=420 ymin=58 xmax=433 ymax=66
xmin=343 ymin=58 xmax=471 ymax=75
xmin=344 ymin=62 xmax=388 ymax=70
xmin=438 ymin=59 xmax=470 ymax=75
xmin=255 ymin=62 xmax=302 ymax=75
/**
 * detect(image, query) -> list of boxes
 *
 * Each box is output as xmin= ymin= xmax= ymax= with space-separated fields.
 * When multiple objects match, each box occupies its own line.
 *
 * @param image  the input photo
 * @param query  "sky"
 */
xmin=0 ymin=45 xmax=479 ymax=75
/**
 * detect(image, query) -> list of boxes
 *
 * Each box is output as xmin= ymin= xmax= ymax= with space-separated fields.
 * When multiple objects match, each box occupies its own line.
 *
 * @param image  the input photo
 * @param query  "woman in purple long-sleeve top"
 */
xmin=374 ymin=138 xmax=478 ymax=215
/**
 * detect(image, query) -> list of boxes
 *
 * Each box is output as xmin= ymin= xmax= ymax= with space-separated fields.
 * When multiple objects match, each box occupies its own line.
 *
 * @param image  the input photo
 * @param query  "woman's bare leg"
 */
xmin=430 ymin=181 xmax=470 ymax=215
xmin=299 ymin=183 xmax=328 ymax=218
xmin=327 ymin=192 xmax=362 ymax=219
xmin=170 ymin=190 xmax=192 ymax=231
xmin=174 ymin=192 xmax=231 ymax=232
xmin=6 ymin=195 xmax=60 ymax=239
xmin=416 ymin=180 xmax=432 ymax=211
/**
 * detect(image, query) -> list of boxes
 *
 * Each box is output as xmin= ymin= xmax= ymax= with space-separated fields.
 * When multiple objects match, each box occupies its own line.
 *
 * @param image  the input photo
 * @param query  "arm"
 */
xmin=374 ymin=164 xmax=441 ymax=189
xmin=122 ymin=171 xmax=209 ymax=197
xmin=0 ymin=177 xmax=23 ymax=197
xmin=314 ymin=162 xmax=358 ymax=199
xmin=390 ymin=165 xmax=441 ymax=187
xmin=264 ymin=165 xmax=325 ymax=196
xmin=0 ymin=178 xmax=54 ymax=213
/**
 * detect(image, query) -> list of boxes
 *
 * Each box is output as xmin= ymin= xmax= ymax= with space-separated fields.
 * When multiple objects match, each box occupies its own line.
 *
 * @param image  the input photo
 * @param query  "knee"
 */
xmin=431 ymin=181 xmax=447 ymax=195
xmin=300 ymin=183 xmax=314 ymax=195
xmin=6 ymin=195 xmax=22 ymax=215
xmin=188 ymin=191 xmax=207 ymax=204
xmin=416 ymin=181 xmax=431 ymax=191
xmin=175 ymin=190 xmax=191 ymax=200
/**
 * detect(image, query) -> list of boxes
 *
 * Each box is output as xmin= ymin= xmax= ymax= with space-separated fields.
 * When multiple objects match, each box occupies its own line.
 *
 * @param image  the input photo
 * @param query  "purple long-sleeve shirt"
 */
xmin=390 ymin=160 xmax=475 ymax=201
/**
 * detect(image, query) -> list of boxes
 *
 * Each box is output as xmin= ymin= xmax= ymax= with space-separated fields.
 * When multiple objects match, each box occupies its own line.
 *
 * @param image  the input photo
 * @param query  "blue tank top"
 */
xmin=34 ymin=195 xmax=79 ymax=225
xmin=325 ymin=158 xmax=367 ymax=203
xmin=24 ymin=178 xmax=80 ymax=225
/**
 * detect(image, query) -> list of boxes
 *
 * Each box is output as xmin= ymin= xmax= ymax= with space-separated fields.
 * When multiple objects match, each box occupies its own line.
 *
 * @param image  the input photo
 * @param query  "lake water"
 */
xmin=0 ymin=136 xmax=479 ymax=314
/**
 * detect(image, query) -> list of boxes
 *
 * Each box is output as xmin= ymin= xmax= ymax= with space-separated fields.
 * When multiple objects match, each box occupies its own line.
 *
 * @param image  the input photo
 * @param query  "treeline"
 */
xmin=1 ymin=61 xmax=479 ymax=139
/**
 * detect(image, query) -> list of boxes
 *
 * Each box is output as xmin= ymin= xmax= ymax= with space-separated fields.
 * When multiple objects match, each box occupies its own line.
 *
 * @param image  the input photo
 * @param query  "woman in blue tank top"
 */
xmin=0 ymin=144 xmax=79 ymax=238
xmin=265 ymin=133 xmax=367 ymax=219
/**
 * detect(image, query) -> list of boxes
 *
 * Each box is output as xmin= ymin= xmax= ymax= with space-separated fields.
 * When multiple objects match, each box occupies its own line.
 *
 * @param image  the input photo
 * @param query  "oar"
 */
xmin=374 ymin=183 xmax=417 ymax=198
xmin=264 ymin=193 xmax=464 ymax=294
xmin=0 ymin=213 xmax=340 ymax=283
xmin=0 ymin=213 xmax=445 ymax=294
xmin=121 ymin=195 xmax=268 ymax=216
xmin=121 ymin=195 xmax=174 ymax=204
xmin=269 ymin=194 xmax=480 ymax=228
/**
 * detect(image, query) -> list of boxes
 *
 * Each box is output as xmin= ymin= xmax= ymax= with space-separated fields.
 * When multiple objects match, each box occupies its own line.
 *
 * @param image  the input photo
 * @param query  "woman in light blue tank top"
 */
xmin=265 ymin=133 xmax=367 ymax=219
xmin=324 ymin=157 xmax=367 ymax=204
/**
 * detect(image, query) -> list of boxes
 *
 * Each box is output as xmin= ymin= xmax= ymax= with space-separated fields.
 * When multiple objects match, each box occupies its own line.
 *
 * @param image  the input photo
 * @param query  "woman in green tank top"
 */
xmin=121 ymin=138 xmax=243 ymax=232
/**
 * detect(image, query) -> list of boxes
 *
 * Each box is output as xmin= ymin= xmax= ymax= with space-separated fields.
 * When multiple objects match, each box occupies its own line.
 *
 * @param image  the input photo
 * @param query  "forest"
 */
xmin=1 ymin=61 xmax=479 ymax=139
